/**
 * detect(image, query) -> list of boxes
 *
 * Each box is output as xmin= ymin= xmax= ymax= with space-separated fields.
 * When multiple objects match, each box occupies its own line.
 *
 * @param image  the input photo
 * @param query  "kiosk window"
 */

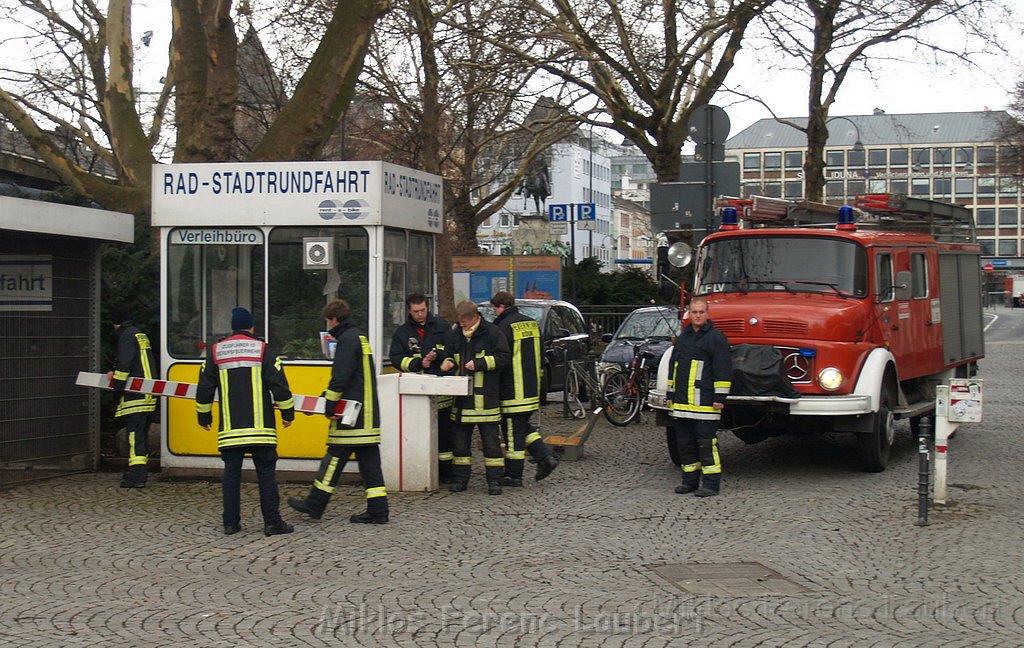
xmin=268 ymin=227 xmax=369 ymax=359
xmin=166 ymin=229 xmax=265 ymax=358
xmin=383 ymin=229 xmax=434 ymax=349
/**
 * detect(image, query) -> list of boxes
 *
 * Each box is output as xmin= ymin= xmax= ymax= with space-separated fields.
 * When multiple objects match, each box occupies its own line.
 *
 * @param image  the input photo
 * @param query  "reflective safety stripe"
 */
xmin=325 ymin=388 xmax=343 ymax=400
xmin=400 ymin=356 xmax=419 ymax=371
xmin=436 ymin=396 xmax=454 ymax=410
xmin=115 ymin=397 xmax=156 ymax=416
xmin=219 ymin=367 xmax=232 ymax=430
xmin=360 ymin=336 xmax=375 ymax=432
xmin=128 ymin=431 xmax=148 ymax=466
xmin=460 ymin=409 xmax=502 ymax=423
xmin=314 ymin=456 xmax=341 ymax=493
xmin=438 ymin=451 xmax=454 ymax=461
xmin=196 ymin=401 xmax=213 ymax=414
xmin=714 ymin=381 xmax=731 ymax=394
xmin=276 ymin=396 xmax=294 ymax=409
xmin=525 ymin=431 xmax=542 ymax=445
xmin=365 ymin=486 xmax=387 ymax=499
xmin=500 ymin=398 xmax=539 ymax=414
xmin=669 ymin=409 xmax=721 ymax=421
xmin=251 ymin=366 xmax=264 ymax=429
xmin=702 ymin=438 xmax=722 ymax=475
xmin=113 ymin=370 xmax=129 ymax=381
xmin=327 ymin=429 xmax=381 ymax=445
xmin=484 ymin=456 xmax=505 ymax=467
xmin=505 ymin=450 xmax=526 ymax=460
xmin=682 ymin=462 xmax=701 ymax=473
xmin=453 ymin=456 xmax=472 ymax=466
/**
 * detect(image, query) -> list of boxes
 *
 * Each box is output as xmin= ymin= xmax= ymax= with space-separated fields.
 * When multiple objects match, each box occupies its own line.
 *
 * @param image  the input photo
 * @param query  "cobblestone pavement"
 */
xmin=2 ymin=315 xmax=1023 ymax=647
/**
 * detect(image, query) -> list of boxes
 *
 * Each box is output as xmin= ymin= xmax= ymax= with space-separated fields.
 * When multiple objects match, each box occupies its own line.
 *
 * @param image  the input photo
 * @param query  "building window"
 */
xmin=933 ymin=177 xmax=951 ymax=198
xmin=826 ymin=150 xmax=844 ymax=167
xmin=499 ymin=212 xmax=519 ymax=228
xmin=933 ymin=147 xmax=952 ymax=168
xmin=847 ymin=148 xmax=866 ymax=168
xmin=868 ymin=149 xmax=887 ymax=167
xmin=999 ymin=207 xmax=1018 ymax=226
xmin=955 ymin=146 xmax=974 ymax=167
xmin=912 ymin=148 xmax=930 ymax=171
xmin=977 ymin=177 xmax=996 ymax=196
xmin=977 ymin=146 xmax=996 ymax=165
xmin=848 ymin=179 xmax=865 ymax=196
xmin=975 ymin=208 xmax=995 ymax=226
xmin=891 ymin=179 xmax=908 ymax=195
xmin=955 ymin=177 xmax=974 ymax=196
xmin=826 ymin=180 xmax=844 ymax=198
xmin=979 ymin=239 xmax=995 ymax=255
xmin=998 ymin=239 xmax=1017 ymax=257
xmin=999 ymin=176 xmax=1020 ymax=197
xmin=890 ymin=148 xmax=908 ymax=167
xmin=743 ymin=152 xmax=761 ymax=170
xmin=868 ymin=179 xmax=887 ymax=193
xmin=764 ymin=152 xmax=781 ymax=170
xmin=784 ymin=151 xmax=803 ymax=169
xmin=911 ymin=177 xmax=930 ymax=196
xmin=784 ymin=181 xmax=803 ymax=198
xmin=763 ymin=182 xmax=782 ymax=197
xmin=910 ymin=252 xmax=928 ymax=298
xmin=741 ymin=183 xmax=760 ymax=198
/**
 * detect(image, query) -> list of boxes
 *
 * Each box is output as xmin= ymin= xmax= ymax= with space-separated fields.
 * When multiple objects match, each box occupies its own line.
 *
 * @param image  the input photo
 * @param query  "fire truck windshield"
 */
xmin=695 ymin=236 xmax=867 ymax=298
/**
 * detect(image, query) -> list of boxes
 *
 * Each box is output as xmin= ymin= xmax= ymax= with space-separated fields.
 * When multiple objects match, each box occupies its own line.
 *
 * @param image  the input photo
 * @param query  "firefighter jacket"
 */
xmin=112 ymin=321 xmax=157 ymax=417
xmin=492 ymin=306 xmax=542 ymax=414
xmin=446 ymin=317 xmax=510 ymax=425
xmin=195 ymin=331 xmax=295 ymax=450
xmin=388 ymin=313 xmax=455 ymax=409
xmin=668 ymin=320 xmax=732 ymax=421
xmin=325 ymin=318 xmax=381 ymax=446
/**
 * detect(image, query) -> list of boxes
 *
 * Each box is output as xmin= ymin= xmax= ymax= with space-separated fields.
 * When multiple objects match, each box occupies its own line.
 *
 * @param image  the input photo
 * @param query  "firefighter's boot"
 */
xmin=288 ymin=487 xmax=330 ymax=520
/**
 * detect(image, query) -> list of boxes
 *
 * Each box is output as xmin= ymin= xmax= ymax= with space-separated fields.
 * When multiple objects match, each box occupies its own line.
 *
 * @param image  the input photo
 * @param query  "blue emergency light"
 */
xmin=837 ymin=205 xmax=856 ymax=231
xmin=720 ymin=206 xmax=739 ymax=230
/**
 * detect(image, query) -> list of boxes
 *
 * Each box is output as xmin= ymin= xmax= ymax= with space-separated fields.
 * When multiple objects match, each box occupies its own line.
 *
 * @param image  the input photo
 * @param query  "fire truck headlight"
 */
xmin=817 ymin=367 xmax=843 ymax=391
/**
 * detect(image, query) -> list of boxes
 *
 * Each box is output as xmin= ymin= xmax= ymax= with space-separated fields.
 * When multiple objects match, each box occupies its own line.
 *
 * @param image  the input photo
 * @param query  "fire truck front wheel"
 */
xmin=856 ymin=385 xmax=895 ymax=472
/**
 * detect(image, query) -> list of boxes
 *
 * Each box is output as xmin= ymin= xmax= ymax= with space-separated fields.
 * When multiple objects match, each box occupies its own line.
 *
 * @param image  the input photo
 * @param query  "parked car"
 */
xmin=597 ymin=306 xmax=679 ymax=379
xmin=478 ymin=298 xmax=591 ymax=401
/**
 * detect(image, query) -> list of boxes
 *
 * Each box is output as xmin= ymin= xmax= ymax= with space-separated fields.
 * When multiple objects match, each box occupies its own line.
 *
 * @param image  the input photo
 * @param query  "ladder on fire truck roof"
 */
xmin=716 ymin=194 xmax=976 ymax=244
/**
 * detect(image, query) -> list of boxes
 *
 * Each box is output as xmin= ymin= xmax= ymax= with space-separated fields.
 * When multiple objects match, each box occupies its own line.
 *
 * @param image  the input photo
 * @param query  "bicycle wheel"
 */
xmin=603 ymin=370 xmax=639 ymax=426
xmin=563 ymin=366 xmax=586 ymax=419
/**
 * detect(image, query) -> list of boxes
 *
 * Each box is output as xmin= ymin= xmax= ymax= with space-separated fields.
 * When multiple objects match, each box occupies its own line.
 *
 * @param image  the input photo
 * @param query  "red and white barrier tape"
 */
xmin=76 ymin=371 xmax=361 ymax=424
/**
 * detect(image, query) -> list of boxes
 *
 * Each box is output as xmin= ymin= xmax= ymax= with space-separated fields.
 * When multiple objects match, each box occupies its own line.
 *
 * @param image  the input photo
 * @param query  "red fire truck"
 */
xmin=649 ymin=194 xmax=985 ymax=471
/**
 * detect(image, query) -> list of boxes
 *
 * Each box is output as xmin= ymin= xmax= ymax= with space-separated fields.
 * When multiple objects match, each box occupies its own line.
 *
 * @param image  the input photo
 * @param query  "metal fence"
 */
xmin=577 ymin=304 xmax=650 ymax=338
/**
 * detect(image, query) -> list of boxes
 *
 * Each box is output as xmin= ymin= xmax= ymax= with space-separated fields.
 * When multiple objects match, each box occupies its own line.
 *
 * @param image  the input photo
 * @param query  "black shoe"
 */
xmin=694 ymin=488 xmax=718 ymax=498
xmin=449 ymin=481 xmax=468 ymax=493
xmin=487 ymin=481 xmax=503 ymax=495
xmin=674 ymin=484 xmax=698 ymax=495
xmin=535 ymin=455 xmax=558 ymax=481
xmin=288 ymin=496 xmax=323 ymax=520
xmin=263 ymin=521 xmax=294 ymax=536
xmin=120 ymin=479 xmax=145 ymax=489
xmin=439 ymin=474 xmax=456 ymax=485
xmin=350 ymin=511 xmax=389 ymax=524
xmin=501 ymin=477 xmax=523 ymax=487
xmin=223 ymin=524 xmax=241 ymax=536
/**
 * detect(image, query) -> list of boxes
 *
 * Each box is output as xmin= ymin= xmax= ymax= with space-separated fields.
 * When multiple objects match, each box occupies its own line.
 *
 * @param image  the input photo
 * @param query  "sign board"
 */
xmin=548 ymin=204 xmax=569 ymax=222
xmin=576 ymin=203 xmax=596 ymax=220
xmin=576 ymin=219 xmax=596 ymax=232
xmin=452 ymin=255 xmax=561 ymax=302
xmin=0 ymin=255 xmax=53 ymax=311
xmin=550 ymin=222 xmax=568 ymax=236
xmin=983 ymin=264 xmax=994 ymax=274
xmin=991 ymin=259 xmax=1008 ymax=267
xmin=947 ymin=378 xmax=982 ymax=423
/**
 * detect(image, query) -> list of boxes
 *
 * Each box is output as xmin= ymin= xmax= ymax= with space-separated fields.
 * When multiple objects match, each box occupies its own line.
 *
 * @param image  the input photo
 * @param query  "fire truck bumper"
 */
xmin=724 ymin=394 xmax=872 ymax=417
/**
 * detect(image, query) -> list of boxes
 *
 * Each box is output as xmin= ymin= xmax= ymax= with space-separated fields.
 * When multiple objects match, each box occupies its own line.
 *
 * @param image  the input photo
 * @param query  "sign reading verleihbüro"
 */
xmin=0 ymin=255 xmax=53 ymax=311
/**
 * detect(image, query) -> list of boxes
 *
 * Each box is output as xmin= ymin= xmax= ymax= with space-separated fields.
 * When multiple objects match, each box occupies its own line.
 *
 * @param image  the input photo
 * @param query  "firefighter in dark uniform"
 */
xmin=388 ymin=292 xmax=455 ymax=483
xmin=440 ymin=300 xmax=510 ymax=495
xmin=110 ymin=307 xmax=157 ymax=488
xmin=489 ymin=291 xmax=558 ymax=486
xmin=196 ymin=307 xmax=295 ymax=536
xmin=667 ymin=297 xmax=732 ymax=497
xmin=290 ymin=299 xmax=389 ymax=524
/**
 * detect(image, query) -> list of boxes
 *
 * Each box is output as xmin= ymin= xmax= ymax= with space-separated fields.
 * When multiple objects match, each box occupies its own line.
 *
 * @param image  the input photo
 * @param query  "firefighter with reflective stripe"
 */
xmin=388 ymin=292 xmax=456 ymax=483
xmin=109 ymin=307 xmax=157 ymax=489
xmin=489 ymin=291 xmax=558 ymax=486
xmin=666 ymin=297 xmax=732 ymax=497
xmin=196 ymin=307 xmax=295 ymax=536
xmin=440 ymin=300 xmax=510 ymax=495
xmin=289 ymin=299 xmax=389 ymax=524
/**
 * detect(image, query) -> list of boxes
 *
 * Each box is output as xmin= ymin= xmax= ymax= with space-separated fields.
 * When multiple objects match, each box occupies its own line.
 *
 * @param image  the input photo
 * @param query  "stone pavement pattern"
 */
xmin=2 ymin=330 xmax=1023 ymax=646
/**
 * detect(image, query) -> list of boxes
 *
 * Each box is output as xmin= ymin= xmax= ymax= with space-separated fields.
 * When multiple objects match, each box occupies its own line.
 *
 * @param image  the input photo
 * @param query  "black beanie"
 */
xmin=231 ymin=307 xmax=254 ymax=331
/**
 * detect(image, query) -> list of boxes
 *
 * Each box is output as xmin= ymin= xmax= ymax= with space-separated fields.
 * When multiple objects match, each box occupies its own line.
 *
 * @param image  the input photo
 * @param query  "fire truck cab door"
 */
xmin=874 ymin=248 xmax=913 ymax=378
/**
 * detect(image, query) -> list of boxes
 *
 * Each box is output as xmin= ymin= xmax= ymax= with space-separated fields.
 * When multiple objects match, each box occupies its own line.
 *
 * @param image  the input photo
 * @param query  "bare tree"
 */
xmin=750 ymin=0 xmax=1006 ymax=202
xmin=358 ymin=0 xmax=580 ymax=314
xmin=995 ymin=76 xmax=1024 ymax=178
xmin=0 ymin=0 xmax=388 ymax=215
xmin=467 ymin=0 xmax=774 ymax=183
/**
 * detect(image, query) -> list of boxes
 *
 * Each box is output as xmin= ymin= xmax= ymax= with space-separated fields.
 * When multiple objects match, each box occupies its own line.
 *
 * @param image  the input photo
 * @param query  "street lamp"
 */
xmin=826 ymin=115 xmax=865 ymax=152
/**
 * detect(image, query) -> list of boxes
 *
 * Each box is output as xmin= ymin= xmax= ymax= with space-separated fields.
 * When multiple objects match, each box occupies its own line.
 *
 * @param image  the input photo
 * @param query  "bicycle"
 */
xmin=602 ymin=339 xmax=664 ymax=426
xmin=562 ymin=355 xmax=605 ymax=420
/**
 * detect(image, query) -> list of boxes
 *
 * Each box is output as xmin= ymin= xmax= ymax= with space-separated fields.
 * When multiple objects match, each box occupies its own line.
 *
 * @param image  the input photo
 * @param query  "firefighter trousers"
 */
xmin=502 ymin=413 xmax=551 ymax=480
xmin=673 ymin=417 xmax=722 ymax=492
xmin=305 ymin=444 xmax=388 ymax=518
xmin=451 ymin=422 xmax=503 ymax=485
xmin=121 ymin=411 xmax=152 ymax=484
xmin=438 ymin=406 xmax=454 ymax=481
xmin=220 ymin=445 xmax=283 ymax=528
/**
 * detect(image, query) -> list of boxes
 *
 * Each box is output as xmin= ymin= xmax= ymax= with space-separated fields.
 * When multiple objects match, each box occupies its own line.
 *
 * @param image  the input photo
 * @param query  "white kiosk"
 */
xmin=151 ymin=161 xmax=468 ymax=491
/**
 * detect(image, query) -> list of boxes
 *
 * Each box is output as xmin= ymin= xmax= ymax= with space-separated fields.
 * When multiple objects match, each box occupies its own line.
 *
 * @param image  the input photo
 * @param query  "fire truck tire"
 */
xmin=666 ymin=427 xmax=681 ymax=466
xmin=857 ymin=385 xmax=895 ymax=472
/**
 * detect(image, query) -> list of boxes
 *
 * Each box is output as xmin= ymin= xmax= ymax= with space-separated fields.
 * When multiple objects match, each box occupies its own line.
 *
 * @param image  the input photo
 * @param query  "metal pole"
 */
xmin=570 ymin=204 xmax=576 ymax=299
xmin=916 ymin=416 xmax=931 ymax=526
xmin=704 ymin=107 xmax=714 ymax=237
xmin=589 ymin=124 xmax=594 ymax=261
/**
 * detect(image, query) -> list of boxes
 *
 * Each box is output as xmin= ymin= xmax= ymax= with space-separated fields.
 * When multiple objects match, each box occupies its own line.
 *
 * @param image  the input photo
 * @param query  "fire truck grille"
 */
xmin=762 ymin=319 xmax=809 ymax=336
xmin=715 ymin=319 xmax=745 ymax=335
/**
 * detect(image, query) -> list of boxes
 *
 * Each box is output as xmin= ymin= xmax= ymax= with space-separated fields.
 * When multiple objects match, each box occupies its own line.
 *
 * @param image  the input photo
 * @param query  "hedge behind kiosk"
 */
xmin=152 ymin=161 xmax=468 ymax=491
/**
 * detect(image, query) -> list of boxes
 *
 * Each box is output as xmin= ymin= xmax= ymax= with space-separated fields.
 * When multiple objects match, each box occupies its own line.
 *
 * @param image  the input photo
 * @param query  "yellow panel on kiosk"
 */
xmin=166 ymin=362 xmax=332 ymax=459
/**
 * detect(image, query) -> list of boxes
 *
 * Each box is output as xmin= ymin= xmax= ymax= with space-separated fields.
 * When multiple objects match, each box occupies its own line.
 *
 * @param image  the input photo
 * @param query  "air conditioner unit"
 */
xmin=303 ymin=237 xmax=333 ymax=269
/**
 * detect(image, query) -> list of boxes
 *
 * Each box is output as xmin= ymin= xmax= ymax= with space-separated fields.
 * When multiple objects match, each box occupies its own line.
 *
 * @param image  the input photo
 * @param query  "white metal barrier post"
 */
xmin=932 ymin=379 xmax=983 ymax=506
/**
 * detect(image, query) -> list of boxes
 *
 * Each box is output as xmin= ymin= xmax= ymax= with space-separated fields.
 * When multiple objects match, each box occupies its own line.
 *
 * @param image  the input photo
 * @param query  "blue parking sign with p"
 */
xmin=577 ymin=203 xmax=596 ymax=220
xmin=549 ymin=204 xmax=568 ymax=222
